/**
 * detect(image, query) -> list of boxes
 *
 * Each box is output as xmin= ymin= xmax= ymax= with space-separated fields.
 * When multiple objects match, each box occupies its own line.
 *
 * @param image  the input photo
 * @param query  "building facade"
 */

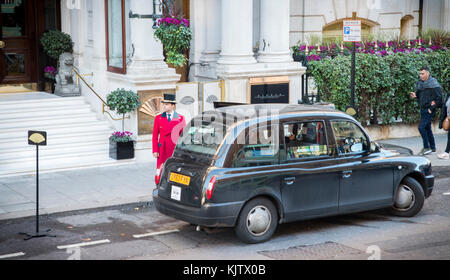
xmin=1 ymin=0 xmax=448 ymax=161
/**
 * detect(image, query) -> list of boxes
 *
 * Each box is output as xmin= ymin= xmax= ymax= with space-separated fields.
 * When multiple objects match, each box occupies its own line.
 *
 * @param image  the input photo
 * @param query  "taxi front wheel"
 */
xmin=389 ymin=177 xmax=425 ymax=217
xmin=235 ymin=198 xmax=278 ymax=244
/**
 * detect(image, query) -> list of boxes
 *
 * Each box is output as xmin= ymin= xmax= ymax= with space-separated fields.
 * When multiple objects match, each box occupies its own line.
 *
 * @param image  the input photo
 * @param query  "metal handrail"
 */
xmin=72 ymin=67 xmax=128 ymax=121
xmin=72 ymin=67 xmax=106 ymax=105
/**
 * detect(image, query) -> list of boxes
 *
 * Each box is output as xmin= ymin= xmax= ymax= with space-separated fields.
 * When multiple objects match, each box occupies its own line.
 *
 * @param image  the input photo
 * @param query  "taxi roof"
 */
xmin=211 ymin=103 xmax=350 ymax=120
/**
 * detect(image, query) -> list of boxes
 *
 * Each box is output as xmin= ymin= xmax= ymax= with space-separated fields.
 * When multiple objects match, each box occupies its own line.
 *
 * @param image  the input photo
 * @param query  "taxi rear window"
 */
xmin=176 ymin=115 xmax=232 ymax=156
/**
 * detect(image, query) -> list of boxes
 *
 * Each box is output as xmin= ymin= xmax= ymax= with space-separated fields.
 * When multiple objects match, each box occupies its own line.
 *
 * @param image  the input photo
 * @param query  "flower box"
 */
xmin=109 ymin=131 xmax=135 ymax=160
xmin=109 ymin=139 xmax=135 ymax=160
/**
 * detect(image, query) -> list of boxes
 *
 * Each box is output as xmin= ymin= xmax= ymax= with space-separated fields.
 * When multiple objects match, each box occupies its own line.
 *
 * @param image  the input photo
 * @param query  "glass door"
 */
xmin=0 ymin=0 xmax=36 ymax=84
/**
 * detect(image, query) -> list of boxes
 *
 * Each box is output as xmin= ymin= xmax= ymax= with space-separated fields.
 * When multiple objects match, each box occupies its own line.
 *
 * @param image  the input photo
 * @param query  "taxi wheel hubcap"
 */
xmin=394 ymin=185 xmax=415 ymax=211
xmin=246 ymin=205 xmax=271 ymax=236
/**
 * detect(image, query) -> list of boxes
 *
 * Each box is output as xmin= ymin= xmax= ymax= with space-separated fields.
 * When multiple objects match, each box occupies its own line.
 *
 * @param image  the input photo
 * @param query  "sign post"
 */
xmin=20 ymin=131 xmax=55 ymax=240
xmin=343 ymin=12 xmax=361 ymax=117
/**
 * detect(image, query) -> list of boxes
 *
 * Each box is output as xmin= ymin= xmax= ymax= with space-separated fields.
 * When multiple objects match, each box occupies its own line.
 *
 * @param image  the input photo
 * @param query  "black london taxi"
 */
xmin=153 ymin=104 xmax=434 ymax=243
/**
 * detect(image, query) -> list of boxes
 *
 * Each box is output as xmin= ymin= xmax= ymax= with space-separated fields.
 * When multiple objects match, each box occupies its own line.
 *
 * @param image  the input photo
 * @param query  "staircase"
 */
xmin=0 ymin=93 xmax=133 ymax=177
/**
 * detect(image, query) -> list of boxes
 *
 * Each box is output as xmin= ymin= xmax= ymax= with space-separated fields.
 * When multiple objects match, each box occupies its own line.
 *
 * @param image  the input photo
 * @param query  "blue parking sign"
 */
xmin=344 ymin=26 xmax=351 ymax=35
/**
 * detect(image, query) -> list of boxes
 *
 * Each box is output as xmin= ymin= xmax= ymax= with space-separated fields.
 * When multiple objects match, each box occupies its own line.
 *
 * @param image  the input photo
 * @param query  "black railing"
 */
xmin=293 ymin=54 xmax=320 ymax=105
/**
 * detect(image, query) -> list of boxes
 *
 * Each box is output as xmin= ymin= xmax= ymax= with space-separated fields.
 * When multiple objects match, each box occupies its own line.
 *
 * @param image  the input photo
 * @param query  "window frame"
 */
xmin=104 ymin=0 xmax=127 ymax=74
xmin=280 ymin=119 xmax=332 ymax=163
xmin=329 ymin=119 xmax=371 ymax=157
xmin=232 ymin=123 xmax=280 ymax=168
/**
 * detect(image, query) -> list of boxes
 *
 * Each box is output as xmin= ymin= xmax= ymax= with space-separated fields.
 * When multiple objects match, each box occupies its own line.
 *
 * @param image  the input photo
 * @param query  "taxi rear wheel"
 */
xmin=234 ymin=198 xmax=278 ymax=244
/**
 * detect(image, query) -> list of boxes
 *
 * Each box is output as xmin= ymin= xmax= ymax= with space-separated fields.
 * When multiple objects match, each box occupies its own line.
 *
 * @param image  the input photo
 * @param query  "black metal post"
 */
xmin=351 ymin=41 xmax=356 ymax=110
xmin=36 ymin=145 xmax=39 ymax=234
xmin=20 ymin=133 xmax=55 ymax=241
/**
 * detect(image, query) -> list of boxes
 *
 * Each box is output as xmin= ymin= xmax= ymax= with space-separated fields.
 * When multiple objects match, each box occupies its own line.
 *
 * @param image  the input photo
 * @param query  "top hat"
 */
xmin=162 ymin=93 xmax=177 ymax=104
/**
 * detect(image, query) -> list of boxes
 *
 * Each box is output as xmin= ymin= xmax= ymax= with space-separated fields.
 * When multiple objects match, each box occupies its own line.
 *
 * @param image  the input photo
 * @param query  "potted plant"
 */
xmin=109 ymin=131 xmax=136 ymax=160
xmin=154 ymin=16 xmax=192 ymax=67
xmin=106 ymin=88 xmax=141 ymax=160
xmin=44 ymin=66 xmax=56 ymax=93
xmin=40 ymin=30 xmax=74 ymax=61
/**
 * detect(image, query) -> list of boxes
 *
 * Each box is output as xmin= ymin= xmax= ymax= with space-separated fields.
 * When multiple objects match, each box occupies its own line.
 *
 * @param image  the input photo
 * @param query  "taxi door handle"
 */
xmin=283 ymin=177 xmax=296 ymax=185
xmin=342 ymin=170 xmax=352 ymax=179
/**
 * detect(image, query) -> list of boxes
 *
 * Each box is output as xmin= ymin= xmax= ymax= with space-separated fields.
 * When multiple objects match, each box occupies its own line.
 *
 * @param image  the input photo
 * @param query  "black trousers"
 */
xmin=418 ymin=109 xmax=436 ymax=150
xmin=446 ymin=131 xmax=450 ymax=153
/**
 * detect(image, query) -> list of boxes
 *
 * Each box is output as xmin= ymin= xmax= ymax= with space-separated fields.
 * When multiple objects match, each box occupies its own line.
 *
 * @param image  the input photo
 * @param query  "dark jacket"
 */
xmin=416 ymin=86 xmax=443 ymax=112
xmin=439 ymin=93 xmax=450 ymax=129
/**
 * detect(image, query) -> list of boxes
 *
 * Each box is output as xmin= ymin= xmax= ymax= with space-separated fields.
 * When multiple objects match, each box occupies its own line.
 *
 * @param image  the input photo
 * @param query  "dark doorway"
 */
xmin=0 ymin=0 xmax=60 ymax=88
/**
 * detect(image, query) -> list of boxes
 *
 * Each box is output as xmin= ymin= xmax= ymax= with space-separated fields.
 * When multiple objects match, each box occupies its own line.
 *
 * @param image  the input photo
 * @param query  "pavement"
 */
xmin=0 ymin=134 xmax=449 ymax=221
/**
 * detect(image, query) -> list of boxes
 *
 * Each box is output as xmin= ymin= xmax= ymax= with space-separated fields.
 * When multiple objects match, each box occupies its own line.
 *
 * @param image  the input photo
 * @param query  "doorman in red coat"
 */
xmin=152 ymin=93 xmax=186 ymax=168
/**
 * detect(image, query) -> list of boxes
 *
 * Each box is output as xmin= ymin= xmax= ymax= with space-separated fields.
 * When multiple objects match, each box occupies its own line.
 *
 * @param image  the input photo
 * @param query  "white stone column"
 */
xmin=200 ymin=0 xmax=221 ymax=63
xmin=127 ymin=0 xmax=168 ymax=75
xmin=217 ymin=0 xmax=256 ymax=65
xmin=257 ymin=0 xmax=293 ymax=63
xmin=443 ymin=0 xmax=450 ymax=31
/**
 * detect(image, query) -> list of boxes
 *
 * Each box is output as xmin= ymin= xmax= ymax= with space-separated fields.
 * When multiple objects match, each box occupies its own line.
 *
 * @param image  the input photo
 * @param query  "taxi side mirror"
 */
xmin=370 ymin=141 xmax=380 ymax=153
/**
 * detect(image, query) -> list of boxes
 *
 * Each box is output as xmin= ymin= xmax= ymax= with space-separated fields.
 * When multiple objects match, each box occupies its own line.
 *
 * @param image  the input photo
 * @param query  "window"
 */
xmin=177 ymin=117 xmax=229 ymax=157
xmin=105 ymin=0 xmax=131 ymax=74
xmin=233 ymin=124 xmax=279 ymax=168
xmin=283 ymin=121 xmax=329 ymax=160
xmin=331 ymin=121 xmax=369 ymax=155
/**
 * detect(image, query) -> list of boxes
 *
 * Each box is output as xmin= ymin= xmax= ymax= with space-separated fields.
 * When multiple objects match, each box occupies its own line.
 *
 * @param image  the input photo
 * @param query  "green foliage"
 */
xmin=106 ymin=88 xmax=141 ymax=115
xmin=308 ymin=50 xmax=450 ymax=125
xmin=154 ymin=19 xmax=192 ymax=67
xmin=165 ymin=51 xmax=187 ymax=68
xmin=107 ymin=89 xmax=141 ymax=132
xmin=40 ymin=30 xmax=74 ymax=60
xmin=421 ymin=28 xmax=450 ymax=47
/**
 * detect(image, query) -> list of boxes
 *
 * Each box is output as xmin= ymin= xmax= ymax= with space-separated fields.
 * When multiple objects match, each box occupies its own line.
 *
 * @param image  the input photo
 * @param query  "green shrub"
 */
xmin=308 ymin=50 xmax=449 ymax=125
xmin=40 ymin=30 xmax=74 ymax=60
xmin=106 ymin=89 xmax=141 ymax=131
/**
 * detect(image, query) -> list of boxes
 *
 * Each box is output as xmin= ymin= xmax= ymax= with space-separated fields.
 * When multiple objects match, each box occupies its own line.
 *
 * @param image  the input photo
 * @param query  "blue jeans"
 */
xmin=418 ymin=109 xmax=436 ymax=150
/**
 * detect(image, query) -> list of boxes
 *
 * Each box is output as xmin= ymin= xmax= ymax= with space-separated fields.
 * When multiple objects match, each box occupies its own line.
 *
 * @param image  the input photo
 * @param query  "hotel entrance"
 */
xmin=0 ymin=0 xmax=60 ymax=92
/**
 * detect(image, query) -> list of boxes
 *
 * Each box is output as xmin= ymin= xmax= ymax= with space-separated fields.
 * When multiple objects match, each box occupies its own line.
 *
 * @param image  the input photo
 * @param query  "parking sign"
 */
xmin=343 ymin=20 xmax=361 ymax=42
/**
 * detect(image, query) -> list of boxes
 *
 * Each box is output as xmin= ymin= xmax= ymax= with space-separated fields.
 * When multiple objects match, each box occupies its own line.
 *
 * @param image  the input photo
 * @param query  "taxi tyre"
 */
xmin=234 ymin=197 xmax=278 ymax=244
xmin=388 ymin=177 xmax=425 ymax=218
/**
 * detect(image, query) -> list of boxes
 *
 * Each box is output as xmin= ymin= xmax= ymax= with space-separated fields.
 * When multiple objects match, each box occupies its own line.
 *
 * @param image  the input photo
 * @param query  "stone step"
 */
xmin=0 ymin=113 xmax=98 ymax=130
xmin=0 ymin=121 xmax=112 ymax=140
xmin=0 ymin=96 xmax=84 ymax=108
xmin=0 ymin=105 xmax=93 ymax=120
xmin=0 ymin=131 xmax=112 ymax=151
xmin=0 ymin=140 xmax=110 ymax=161
xmin=0 ymin=150 xmax=135 ymax=177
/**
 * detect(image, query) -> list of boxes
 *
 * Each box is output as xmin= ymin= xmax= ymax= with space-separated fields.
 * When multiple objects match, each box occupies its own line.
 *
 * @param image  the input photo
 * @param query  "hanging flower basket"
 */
xmin=154 ymin=17 xmax=192 ymax=67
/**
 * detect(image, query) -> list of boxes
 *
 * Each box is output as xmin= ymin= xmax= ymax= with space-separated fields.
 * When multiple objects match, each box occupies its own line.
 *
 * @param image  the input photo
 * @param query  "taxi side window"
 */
xmin=232 ymin=124 xmax=279 ymax=168
xmin=331 ymin=120 xmax=369 ymax=155
xmin=283 ymin=121 xmax=329 ymax=160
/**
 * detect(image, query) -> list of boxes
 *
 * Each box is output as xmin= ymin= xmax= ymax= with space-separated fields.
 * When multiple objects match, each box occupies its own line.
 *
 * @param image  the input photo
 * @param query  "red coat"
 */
xmin=152 ymin=111 xmax=186 ymax=168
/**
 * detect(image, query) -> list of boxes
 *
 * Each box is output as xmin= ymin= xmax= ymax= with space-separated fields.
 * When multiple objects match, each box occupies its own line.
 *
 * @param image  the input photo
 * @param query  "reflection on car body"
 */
xmin=153 ymin=104 xmax=434 ymax=243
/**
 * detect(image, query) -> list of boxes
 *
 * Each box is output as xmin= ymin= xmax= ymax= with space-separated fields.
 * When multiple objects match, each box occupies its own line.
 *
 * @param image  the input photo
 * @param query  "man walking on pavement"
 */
xmin=410 ymin=66 xmax=443 ymax=155
xmin=152 ymin=93 xmax=186 ymax=168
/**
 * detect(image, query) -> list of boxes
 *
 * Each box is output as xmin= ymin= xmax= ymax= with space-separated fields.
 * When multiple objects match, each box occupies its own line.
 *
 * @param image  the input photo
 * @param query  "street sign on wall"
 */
xmin=343 ymin=20 xmax=362 ymax=42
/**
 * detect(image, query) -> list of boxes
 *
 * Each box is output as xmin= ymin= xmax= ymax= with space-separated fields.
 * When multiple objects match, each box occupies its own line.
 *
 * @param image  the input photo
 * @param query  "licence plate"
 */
xmin=169 ymin=172 xmax=191 ymax=186
xmin=171 ymin=185 xmax=181 ymax=201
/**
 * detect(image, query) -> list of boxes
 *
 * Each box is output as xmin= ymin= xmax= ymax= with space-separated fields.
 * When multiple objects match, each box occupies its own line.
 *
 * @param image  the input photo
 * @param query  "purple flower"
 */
xmin=307 ymin=54 xmax=321 ymax=62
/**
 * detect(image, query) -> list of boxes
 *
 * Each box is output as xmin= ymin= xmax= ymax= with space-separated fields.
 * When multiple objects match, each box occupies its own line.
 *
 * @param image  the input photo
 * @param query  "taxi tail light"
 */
xmin=155 ymin=163 xmax=164 ymax=185
xmin=206 ymin=176 xmax=217 ymax=200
